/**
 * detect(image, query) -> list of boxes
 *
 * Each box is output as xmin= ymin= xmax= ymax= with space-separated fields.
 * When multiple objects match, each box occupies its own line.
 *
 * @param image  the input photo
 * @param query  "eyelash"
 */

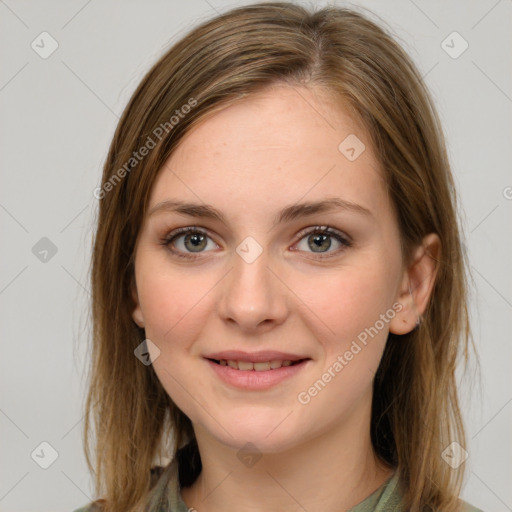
xmin=160 ymin=225 xmax=352 ymax=260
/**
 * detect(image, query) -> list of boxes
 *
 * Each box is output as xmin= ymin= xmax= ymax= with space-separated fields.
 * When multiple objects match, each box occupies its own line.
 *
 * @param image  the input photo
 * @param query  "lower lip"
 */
xmin=206 ymin=359 xmax=310 ymax=390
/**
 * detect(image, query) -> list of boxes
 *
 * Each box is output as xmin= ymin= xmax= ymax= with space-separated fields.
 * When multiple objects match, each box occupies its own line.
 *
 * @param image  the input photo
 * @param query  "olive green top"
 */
xmin=73 ymin=458 xmax=484 ymax=512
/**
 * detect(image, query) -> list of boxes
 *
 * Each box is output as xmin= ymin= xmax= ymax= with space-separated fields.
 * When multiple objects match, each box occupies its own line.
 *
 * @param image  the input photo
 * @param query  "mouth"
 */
xmin=204 ymin=351 xmax=311 ymax=390
xmin=207 ymin=358 xmax=308 ymax=371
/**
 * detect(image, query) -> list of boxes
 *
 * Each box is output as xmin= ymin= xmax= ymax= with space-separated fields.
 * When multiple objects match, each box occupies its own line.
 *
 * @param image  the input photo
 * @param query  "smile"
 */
xmin=210 ymin=359 xmax=305 ymax=371
xmin=205 ymin=356 xmax=311 ymax=390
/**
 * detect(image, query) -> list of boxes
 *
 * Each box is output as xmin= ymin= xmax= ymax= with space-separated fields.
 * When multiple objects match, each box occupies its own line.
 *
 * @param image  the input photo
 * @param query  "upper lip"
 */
xmin=204 ymin=350 xmax=309 ymax=363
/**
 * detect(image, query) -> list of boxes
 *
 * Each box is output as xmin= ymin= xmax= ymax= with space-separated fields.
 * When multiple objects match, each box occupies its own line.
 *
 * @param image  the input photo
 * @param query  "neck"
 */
xmin=181 ymin=397 xmax=394 ymax=512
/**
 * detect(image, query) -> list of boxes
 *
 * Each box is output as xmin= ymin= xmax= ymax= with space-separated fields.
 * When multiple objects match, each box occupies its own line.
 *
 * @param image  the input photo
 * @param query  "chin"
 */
xmin=202 ymin=413 xmax=304 ymax=455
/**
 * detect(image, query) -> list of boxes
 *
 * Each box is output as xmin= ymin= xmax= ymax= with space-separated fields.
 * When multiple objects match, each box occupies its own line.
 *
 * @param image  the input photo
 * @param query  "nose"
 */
xmin=216 ymin=249 xmax=289 ymax=333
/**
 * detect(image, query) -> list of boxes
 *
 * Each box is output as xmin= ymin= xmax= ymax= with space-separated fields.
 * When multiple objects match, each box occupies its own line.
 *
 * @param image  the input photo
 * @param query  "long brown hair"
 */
xmin=84 ymin=3 xmax=478 ymax=511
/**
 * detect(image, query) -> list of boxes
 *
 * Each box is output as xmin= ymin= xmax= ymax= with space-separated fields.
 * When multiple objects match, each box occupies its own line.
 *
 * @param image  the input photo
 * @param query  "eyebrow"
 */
xmin=148 ymin=197 xmax=373 ymax=225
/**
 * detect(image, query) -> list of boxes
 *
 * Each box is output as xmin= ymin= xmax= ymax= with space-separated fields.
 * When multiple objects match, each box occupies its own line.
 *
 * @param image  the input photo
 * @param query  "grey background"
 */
xmin=0 ymin=1 xmax=511 ymax=511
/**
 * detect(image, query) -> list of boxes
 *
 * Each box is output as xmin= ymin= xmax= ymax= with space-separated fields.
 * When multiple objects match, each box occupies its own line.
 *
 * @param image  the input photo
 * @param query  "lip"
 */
xmin=204 ymin=351 xmax=311 ymax=391
xmin=204 ymin=350 xmax=307 ymax=363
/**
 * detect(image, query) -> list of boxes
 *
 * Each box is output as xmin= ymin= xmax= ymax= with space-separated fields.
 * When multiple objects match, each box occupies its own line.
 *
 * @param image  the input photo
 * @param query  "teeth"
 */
xmin=238 ymin=361 xmax=254 ymax=371
xmin=253 ymin=361 xmax=270 ymax=371
xmin=218 ymin=359 xmax=295 ymax=370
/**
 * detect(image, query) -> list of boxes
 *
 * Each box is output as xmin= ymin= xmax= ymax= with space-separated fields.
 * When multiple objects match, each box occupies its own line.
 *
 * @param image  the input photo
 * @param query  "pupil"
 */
xmin=309 ymin=233 xmax=331 ymax=252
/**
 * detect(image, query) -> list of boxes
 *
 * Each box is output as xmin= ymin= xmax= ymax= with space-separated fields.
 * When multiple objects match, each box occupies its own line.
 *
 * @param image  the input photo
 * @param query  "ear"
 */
xmin=389 ymin=233 xmax=441 ymax=335
xmin=131 ymin=280 xmax=145 ymax=328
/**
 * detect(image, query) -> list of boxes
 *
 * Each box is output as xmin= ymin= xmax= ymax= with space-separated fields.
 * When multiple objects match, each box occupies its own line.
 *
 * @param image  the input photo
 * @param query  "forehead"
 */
xmin=149 ymin=84 xmax=389 ymax=221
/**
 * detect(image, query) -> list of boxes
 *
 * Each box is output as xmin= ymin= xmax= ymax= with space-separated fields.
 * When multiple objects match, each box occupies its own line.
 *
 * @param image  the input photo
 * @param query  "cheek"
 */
xmin=136 ymin=268 xmax=215 ymax=421
xmin=293 ymin=263 xmax=396 ymax=343
xmin=137 ymin=266 xmax=213 ymax=347
xmin=293 ymin=268 xmax=393 ymax=415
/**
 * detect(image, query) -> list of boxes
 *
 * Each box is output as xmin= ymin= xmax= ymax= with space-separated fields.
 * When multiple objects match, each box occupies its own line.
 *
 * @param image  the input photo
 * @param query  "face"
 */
xmin=132 ymin=84 xmax=408 ymax=453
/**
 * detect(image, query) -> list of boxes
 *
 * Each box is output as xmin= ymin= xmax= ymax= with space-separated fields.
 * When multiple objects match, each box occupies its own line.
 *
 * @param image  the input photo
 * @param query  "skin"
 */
xmin=131 ymin=83 xmax=440 ymax=512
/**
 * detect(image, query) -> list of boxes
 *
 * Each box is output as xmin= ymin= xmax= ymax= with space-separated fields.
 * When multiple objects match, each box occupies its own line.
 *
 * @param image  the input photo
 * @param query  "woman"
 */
xmin=75 ymin=3 xmax=483 ymax=511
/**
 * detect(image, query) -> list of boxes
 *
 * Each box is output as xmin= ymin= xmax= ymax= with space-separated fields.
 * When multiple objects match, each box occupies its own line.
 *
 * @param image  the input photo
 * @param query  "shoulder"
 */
xmin=71 ymin=464 xmax=169 ymax=512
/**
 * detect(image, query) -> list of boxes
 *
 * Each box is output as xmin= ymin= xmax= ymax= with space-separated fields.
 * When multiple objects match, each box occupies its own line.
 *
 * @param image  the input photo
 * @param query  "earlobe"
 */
xmin=131 ymin=283 xmax=145 ymax=328
xmin=389 ymin=233 xmax=441 ymax=335
xmin=132 ymin=305 xmax=145 ymax=328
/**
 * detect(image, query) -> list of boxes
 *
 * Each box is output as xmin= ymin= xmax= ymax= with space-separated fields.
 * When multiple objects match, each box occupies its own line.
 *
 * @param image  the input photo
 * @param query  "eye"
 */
xmin=161 ymin=227 xmax=218 ymax=259
xmin=292 ymin=225 xmax=352 ymax=258
xmin=161 ymin=224 xmax=352 ymax=260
